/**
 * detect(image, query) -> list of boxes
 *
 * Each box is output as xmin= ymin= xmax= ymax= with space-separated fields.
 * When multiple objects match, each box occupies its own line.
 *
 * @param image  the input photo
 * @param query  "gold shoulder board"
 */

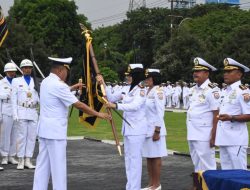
xmin=239 ymin=84 xmax=248 ymax=90
xmin=208 ymin=83 xmax=215 ymax=89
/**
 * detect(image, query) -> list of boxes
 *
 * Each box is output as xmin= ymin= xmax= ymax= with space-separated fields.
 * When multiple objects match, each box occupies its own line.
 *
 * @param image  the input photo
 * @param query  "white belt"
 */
xmin=2 ymin=99 xmax=10 ymax=103
xmin=18 ymin=102 xmax=37 ymax=109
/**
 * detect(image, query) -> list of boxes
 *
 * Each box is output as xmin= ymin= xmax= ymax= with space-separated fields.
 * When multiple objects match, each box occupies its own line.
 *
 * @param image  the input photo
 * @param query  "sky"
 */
xmin=1 ymin=0 xmax=250 ymax=28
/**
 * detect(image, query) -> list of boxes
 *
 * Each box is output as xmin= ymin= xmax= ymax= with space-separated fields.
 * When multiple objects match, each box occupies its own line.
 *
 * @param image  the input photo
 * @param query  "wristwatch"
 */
xmin=154 ymin=130 xmax=160 ymax=134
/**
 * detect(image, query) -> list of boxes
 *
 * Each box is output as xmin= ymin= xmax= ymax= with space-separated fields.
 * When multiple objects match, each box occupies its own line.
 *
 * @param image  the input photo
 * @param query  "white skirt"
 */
xmin=142 ymin=136 xmax=168 ymax=158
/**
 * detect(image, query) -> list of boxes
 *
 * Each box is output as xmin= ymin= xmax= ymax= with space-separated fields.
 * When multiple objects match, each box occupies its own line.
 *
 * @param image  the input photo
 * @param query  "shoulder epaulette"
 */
xmin=208 ymin=83 xmax=216 ymax=89
xmin=239 ymin=84 xmax=248 ymax=90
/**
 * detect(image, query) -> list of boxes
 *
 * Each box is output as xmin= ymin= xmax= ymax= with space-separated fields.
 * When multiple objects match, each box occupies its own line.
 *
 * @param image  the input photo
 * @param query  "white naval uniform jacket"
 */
xmin=174 ymin=85 xmax=182 ymax=97
xmin=107 ymin=84 xmax=147 ymax=136
xmin=215 ymin=81 xmax=250 ymax=146
xmin=37 ymin=73 xmax=78 ymax=140
xmin=0 ymin=77 xmax=13 ymax=116
xmin=145 ymin=86 xmax=167 ymax=137
xmin=187 ymin=79 xmax=220 ymax=141
xmin=11 ymin=76 xmax=39 ymax=121
xmin=183 ymin=86 xmax=190 ymax=99
xmin=164 ymin=85 xmax=172 ymax=97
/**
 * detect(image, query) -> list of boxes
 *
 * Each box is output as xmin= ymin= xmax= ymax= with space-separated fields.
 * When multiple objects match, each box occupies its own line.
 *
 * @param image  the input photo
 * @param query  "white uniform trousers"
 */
xmin=188 ymin=141 xmax=216 ymax=172
xmin=124 ymin=135 xmax=146 ymax=190
xmin=176 ymin=98 xmax=180 ymax=108
xmin=0 ymin=115 xmax=17 ymax=156
xmin=16 ymin=119 xmax=37 ymax=158
xmin=33 ymin=138 xmax=67 ymax=190
xmin=172 ymin=96 xmax=180 ymax=108
xmin=183 ymin=96 xmax=189 ymax=109
xmin=166 ymin=96 xmax=172 ymax=108
xmin=0 ymin=120 xmax=2 ymax=153
xmin=219 ymin=146 xmax=247 ymax=170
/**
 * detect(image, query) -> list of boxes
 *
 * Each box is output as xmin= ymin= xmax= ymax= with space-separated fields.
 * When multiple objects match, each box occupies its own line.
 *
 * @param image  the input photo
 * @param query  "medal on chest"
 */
xmin=198 ymin=93 xmax=205 ymax=103
xmin=27 ymin=89 xmax=32 ymax=98
xmin=228 ymin=90 xmax=236 ymax=103
xmin=229 ymin=90 xmax=236 ymax=99
xmin=27 ymin=92 xmax=32 ymax=98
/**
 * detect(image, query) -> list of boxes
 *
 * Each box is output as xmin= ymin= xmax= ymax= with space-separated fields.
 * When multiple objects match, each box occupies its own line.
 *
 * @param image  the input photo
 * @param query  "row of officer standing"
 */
xmin=187 ymin=57 xmax=250 ymax=189
xmin=100 ymin=56 xmax=250 ymax=190
xmin=0 ymin=59 xmax=38 ymax=171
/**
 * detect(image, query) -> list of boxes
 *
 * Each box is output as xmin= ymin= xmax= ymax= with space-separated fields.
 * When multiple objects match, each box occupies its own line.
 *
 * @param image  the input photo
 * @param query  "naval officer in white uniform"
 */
xmin=12 ymin=59 xmax=39 ymax=170
xmin=100 ymin=64 xmax=147 ymax=190
xmin=187 ymin=57 xmax=220 ymax=189
xmin=33 ymin=57 xmax=110 ymax=190
xmin=216 ymin=58 xmax=250 ymax=170
xmin=142 ymin=69 xmax=167 ymax=190
xmin=0 ymin=63 xmax=18 ymax=166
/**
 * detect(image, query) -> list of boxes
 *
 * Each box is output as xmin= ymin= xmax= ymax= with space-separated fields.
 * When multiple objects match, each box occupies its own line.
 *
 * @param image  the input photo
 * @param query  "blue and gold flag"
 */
xmin=0 ymin=6 xmax=8 ymax=47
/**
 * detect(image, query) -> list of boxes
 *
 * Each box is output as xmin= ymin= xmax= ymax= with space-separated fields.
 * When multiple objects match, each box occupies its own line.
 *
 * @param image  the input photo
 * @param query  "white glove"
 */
xmin=13 ymin=115 xmax=19 ymax=122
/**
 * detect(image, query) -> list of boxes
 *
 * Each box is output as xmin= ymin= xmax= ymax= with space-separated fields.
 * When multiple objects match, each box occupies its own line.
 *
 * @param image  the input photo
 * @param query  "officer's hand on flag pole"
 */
xmin=97 ymin=112 xmax=112 ymax=120
xmin=105 ymin=102 xmax=116 ymax=109
xmin=70 ymin=82 xmax=86 ymax=91
xmin=96 ymin=75 xmax=105 ymax=85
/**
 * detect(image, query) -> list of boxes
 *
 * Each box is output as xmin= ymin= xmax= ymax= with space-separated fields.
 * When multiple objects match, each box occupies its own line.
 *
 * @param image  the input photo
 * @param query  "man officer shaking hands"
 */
xmin=33 ymin=57 xmax=111 ymax=190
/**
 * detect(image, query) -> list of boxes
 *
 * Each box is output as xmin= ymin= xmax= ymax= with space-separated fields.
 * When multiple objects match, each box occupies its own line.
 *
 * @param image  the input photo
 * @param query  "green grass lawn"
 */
xmin=68 ymin=108 xmax=250 ymax=155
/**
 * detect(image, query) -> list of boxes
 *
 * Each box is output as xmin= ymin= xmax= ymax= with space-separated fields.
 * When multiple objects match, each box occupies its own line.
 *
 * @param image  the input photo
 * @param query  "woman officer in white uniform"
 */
xmin=141 ymin=69 xmax=167 ymax=190
xmin=100 ymin=64 xmax=147 ymax=190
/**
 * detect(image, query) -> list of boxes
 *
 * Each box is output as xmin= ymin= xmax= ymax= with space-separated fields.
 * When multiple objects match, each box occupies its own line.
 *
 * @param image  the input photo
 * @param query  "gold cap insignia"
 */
xmin=224 ymin=59 xmax=229 ymax=66
xmin=127 ymin=66 xmax=131 ymax=73
xmin=194 ymin=58 xmax=199 ymax=66
xmin=145 ymin=69 xmax=149 ymax=77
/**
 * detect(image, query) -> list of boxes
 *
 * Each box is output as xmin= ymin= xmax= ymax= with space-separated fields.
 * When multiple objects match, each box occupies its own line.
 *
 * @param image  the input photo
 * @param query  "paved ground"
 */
xmin=0 ymin=139 xmax=193 ymax=190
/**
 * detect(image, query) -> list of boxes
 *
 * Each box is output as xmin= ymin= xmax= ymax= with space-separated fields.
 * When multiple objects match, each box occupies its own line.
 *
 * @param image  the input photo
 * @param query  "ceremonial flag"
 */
xmin=0 ymin=6 xmax=8 ymax=47
xmin=79 ymin=30 xmax=105 ymax=128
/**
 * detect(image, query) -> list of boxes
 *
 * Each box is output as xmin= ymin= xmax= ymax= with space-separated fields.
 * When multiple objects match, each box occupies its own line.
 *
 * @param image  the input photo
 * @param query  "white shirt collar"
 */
xmin=227 ymin=80 xmax=241 ymax=91
xmin=195 ymin=79 xmax=210 ymax=90
xmin=49 ymin=73 xmax=61 ymax=81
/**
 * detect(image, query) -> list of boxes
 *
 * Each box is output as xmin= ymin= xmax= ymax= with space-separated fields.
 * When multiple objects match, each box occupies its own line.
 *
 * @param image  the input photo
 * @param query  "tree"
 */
xmin=154 ymin=6 xmax=250 ymax=82
xmin=4 ymin=0 xmax=92 ymax=79
xmin=154 ymin=27 xmax=207 ymax=82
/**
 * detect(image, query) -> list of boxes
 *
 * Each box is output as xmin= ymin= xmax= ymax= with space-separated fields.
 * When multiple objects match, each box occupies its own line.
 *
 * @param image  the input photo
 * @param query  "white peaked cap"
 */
xmin=193 ymin=57 xmax=217 ymax=71
xmin=224 ymin=58 xmax=250 ymax=73
xmin=147 ymin=69 xmax=160 ymax=73
xmin=129 ymin=63 xmax=143 ymax=69
xmin=48 ymin=57 xmax=73 ymax=64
